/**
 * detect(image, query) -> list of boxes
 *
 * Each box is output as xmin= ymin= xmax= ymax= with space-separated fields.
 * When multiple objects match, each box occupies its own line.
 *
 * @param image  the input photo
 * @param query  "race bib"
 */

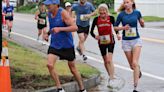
xmin=39 ymin=18 xmax=46 ymax=25
xmin=100 ymin=35 xmax=111 ymax=44
xmin=80 ymin=15 xmax=89 ymax=21
xmin=125 ymin=27 xmax=137 ymax=37
xmin=6 ymin=12 xmax=12 ymax=17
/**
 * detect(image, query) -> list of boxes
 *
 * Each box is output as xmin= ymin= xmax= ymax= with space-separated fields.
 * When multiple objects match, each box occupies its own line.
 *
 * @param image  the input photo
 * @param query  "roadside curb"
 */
xmin=3 ymin=32 xmax=101 ymax=92
xmin=36 ymin=75 xmax=101 ymax=92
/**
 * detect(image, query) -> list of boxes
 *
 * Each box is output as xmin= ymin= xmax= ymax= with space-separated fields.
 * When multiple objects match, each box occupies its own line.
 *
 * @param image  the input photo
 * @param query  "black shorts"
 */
xmin=5 ymin=17 xmax=13 ymax=21
xmin=77 ymin=25 xmax=90 ymax=34
xmin=99 ymin=43 xmax=115 ymax=56
xmin=37 ymin=24 xmax=47 ymax=30
xmin=47 ymin=46 xmax=75 ymax=61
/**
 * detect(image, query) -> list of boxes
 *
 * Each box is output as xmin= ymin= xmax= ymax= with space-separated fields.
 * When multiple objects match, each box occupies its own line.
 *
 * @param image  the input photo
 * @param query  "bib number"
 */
xmin=39 ymin=18 xmax=46 ymax=25
xmin=80 ymin=15 xmax=89 ymax=21
xmin=100 ymin=35 xmax=111 ymax=44
xmin=125 ymin=28 xmax=137 ymax=37
xmin=6 ymin=12 xmax=12 ymax=17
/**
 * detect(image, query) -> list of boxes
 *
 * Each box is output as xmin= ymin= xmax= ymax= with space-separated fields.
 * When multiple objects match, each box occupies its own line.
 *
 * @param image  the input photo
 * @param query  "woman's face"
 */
xmin=40 ymin=5 xmax=45 ymax=11
xmin=6 ymin=0 xmax=10 ymax=6
xmin=123 ymin=0 xmax=133 ymax=10
xmin=66 ymin=6 xmax=71 ymax=11
xmin=99 ymin=7 xmax=108 ymax=18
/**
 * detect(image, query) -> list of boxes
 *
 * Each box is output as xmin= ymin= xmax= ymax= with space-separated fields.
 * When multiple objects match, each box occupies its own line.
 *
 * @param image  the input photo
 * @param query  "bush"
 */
xmin=17 ymin=3 xmax=38 ymax=14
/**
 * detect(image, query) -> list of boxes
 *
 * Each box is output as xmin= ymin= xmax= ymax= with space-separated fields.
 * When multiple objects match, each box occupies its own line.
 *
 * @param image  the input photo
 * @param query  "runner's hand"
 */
xmin=117 ymin=34 xmax=121 ymax=41
xmin=52 ymin=27 xmax=60 ymax=33
xmin=84 ymin=14 xmax=91 ymax=19
xmin=124 ymin=24 xmax=130 ymax=30
xmin=95 ymin=35 xmax=100 ymax=40
xmin=43 ymin=33 xmax=49 ymax=42
xmin=139 ymin=19 xmax=145 ymax=28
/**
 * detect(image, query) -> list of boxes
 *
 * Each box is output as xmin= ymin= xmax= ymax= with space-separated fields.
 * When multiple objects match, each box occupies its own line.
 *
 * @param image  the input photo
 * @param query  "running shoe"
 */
xmin=83 ymin=55 xmax=87 ymax=61
xmin=37 ymin=36 xmax=39 ymax=41
xmin=57 ymin=88 xmax=65 ymax=92
xmin=133 ymin=90 xmax=139 ymax=92
xmin=139 ymin=71 xmax=142 ymax=79
xmin=108 ymin=79 xmax=117 ymax=89
xmin=139 ymin=66 xmax=142 ymax=78
xmin=107 ymin=77 xmax=125 ymax=91
xmin=80 ymin=89 xmax=87 ymax=92
xmin=8 ymin=33 xmax=11 ymax=38
xmin=76 ymin=47 xmax=82 ymax=55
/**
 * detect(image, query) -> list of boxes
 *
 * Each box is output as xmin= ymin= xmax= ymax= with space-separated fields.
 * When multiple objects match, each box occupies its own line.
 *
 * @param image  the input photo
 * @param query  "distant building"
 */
xmin=114 ymin=0 xmax=164 ymax=17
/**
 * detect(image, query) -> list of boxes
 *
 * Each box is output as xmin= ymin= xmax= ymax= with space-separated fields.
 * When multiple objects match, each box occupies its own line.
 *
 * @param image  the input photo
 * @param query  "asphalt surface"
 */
xmin=3 ymin=13 xmax=164 ymax=92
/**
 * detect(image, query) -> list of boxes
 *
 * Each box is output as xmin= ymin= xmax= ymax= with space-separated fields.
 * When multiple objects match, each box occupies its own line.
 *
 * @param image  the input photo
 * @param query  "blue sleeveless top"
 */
xmin=48 ymin=7 xmax=74 ymax=49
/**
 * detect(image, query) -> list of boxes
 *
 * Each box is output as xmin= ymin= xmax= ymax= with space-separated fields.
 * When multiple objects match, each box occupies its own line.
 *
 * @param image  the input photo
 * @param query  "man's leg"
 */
xmin=78 ymin=33 xmax=85 ymax=55
xmin=47 ymin=54 xmax=62 ymax=88
xmin=68 ymin=61 xmax=85 ymax=90
xmin=77 ymin=33 xmax=88 ymax=61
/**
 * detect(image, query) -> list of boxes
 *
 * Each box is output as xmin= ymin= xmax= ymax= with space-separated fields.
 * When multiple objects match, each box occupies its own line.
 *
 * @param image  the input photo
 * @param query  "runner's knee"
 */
xmin=104 ymin=60 xmax=112 ymax=65
xmin=132 ymin=61 xmax=138 ymax=69
xmin=79 ymin=38 xmax=85 ymax=43
xmin=47 ymin=64 xmax=54 ymax=70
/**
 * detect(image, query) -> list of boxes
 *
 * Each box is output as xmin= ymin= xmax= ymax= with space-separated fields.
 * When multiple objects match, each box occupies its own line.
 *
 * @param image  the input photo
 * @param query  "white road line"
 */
xmin=86 ymin=55 xmax=164 ymax=81
xmin=5 ymin=31 xmax=164 ymax=81
xmin=11 ymin=31 xmax=50 ymax=46
xmin=141 ymin=37 xmax=164 ymax=44
xmin=140 ymin=28 xmax=164 ymax=32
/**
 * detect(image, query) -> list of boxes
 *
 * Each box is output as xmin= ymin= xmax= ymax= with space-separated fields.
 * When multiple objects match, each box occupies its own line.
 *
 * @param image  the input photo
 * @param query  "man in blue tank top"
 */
xmin=72 ymin=0 xmax=96 ymax=61
xmin=43 ymin=0 xmax=87 ymax=92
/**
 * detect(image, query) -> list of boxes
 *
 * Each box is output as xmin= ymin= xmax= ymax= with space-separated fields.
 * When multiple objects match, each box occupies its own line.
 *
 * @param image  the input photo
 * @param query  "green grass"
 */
xmin=8 ymin=39 xmax=99 ymax=78
xmin=109 ymin=9 xmax=164 ymax=22
xmin=16 ymin=4 xmax=38 ymax=14
xmin=5 ymin=39 xmax=99 ymax=89
xmin=143 ymin=16 xmax=164 ymax=22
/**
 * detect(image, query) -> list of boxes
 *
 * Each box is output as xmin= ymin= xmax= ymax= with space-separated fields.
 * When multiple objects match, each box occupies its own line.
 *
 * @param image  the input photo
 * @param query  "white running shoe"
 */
xmin=57 ymin=88 xmax=65 ymax=92
xmin=107 ymin=77 xmax=125 ymax=91
xmin=80 ymin=89 xmax=87 ymax=92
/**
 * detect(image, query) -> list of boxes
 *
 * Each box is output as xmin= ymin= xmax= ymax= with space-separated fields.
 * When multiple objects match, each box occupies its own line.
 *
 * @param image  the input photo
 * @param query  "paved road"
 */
xmin=4 ymin=13 xmax=164 ymax=92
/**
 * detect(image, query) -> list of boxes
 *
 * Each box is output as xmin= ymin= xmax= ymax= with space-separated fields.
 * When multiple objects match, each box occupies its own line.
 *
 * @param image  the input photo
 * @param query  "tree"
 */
xmin=93 ymin=0 xmax=114 ymax=8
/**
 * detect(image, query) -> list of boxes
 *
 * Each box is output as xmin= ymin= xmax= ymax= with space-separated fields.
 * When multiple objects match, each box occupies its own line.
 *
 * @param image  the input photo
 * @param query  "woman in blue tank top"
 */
xmin=43 ymin=0 xmax=86 ymax=92
xmin=114 ymin=0 xmax=145 ymax=92
xmin=3 ymin=0 xmax=14 ymax=38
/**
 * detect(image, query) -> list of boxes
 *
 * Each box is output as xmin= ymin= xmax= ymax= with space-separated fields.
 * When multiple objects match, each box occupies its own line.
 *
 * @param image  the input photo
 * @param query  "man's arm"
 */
xmin=51 ymin=10 xmax=78 ymax=33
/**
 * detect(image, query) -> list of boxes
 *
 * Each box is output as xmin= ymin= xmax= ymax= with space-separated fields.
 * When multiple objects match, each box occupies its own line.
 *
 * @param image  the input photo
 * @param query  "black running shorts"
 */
xmin=77 ymin=25 xmax=90 ymax=34
xmin=98 ymin=43 xmax=115 ymax=56
xmin=47 ymin=46 xmax=75 ymax=61
xmin=5 ymin=17 xmax=13 ymax=21
xmin=37 ymin=24 xmax=47 ymax=30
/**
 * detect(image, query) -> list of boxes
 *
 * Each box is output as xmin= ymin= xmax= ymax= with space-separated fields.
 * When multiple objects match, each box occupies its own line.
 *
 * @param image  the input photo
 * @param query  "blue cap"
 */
xmin=43 ymin=0 xmax=60 ymax=5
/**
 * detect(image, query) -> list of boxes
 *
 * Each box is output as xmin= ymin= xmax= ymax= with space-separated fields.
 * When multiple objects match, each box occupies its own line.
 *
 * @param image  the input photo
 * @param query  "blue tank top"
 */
xmin=3 ymin=5 xmax=14 ymax=18
xmin=48 ymin=7 xmax=74 ymax=49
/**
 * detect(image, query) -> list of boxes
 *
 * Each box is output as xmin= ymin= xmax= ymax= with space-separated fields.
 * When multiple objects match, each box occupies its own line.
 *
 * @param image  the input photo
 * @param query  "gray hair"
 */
xmin=98 ymin=3 xmax=110 ymax=15
xmin=98 ymin=3 xmax=109 ymax=11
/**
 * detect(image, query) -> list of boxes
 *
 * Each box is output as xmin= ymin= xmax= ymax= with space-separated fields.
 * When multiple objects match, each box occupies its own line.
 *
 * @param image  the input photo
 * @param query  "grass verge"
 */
xmin=5 ymin=39 xmax=100 ymax=90
xmin=143 ymin=16 xmax=164 ymax=22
